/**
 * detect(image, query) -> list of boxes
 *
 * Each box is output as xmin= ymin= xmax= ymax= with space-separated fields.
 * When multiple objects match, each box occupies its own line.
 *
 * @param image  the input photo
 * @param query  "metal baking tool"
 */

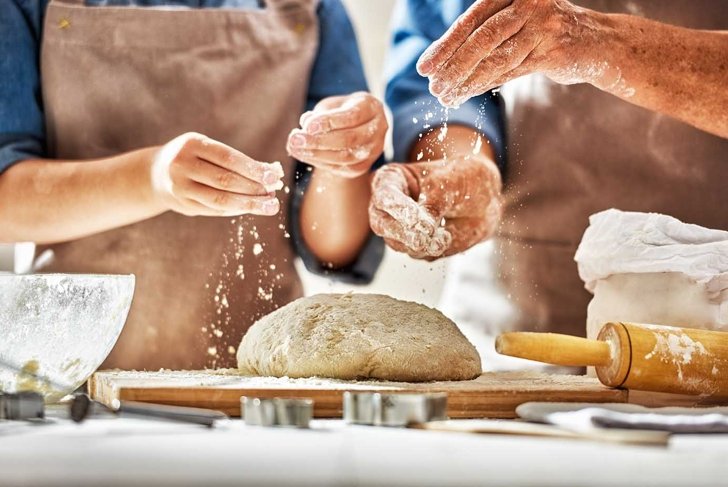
xmin=0 ymin=391 xmax=45 ymax=421
xmin=343 ymin=392 xmax=377 ymax=425
xmin=241 ymin=397 xmax=313 ymax=428
xmin=0 ymin=354 xmax=67 ymax=421
xmin=70 ymin=393 xmax=227 ymax=427
xmin=343 ymin=392 xmax=448 ymax=427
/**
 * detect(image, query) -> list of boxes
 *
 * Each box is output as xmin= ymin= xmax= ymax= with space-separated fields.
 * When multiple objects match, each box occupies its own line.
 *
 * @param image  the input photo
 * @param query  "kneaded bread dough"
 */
xmin=237 ymin=293 xmax=481 ymax=382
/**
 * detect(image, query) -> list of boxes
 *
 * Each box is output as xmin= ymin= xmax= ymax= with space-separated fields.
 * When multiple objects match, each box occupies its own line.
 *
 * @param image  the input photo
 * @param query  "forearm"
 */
xmin=300 ymin=169 xmax=372 ymax=268
xmin=579 ymin=10 xmax=728 ymax=137
xmin=0 ymin=148 xmax=162 ymax=244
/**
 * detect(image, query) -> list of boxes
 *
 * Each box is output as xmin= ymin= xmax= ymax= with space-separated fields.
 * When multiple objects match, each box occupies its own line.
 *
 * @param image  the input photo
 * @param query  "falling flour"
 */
xmin=437 ymin=123 xmax=448 ymax=142
xmin=473 ymin=135 xmax=483 ymax=155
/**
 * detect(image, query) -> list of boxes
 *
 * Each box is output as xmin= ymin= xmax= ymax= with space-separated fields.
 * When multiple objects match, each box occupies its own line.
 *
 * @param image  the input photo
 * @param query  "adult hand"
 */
xmin=150 ymin=132 xmax=284 ymax=217
xmin=287 ymin=92 xmax=388 ymax=178
xmin=369 ymin=154 xmax=503 ymax=260
xmin=418 ymin=0 xmax=611 ymax=107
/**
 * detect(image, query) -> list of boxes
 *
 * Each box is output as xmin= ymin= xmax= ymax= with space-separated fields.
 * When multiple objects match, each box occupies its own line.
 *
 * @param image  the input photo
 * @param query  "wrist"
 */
xmin=134 ymin=146 xmax=168 ymax=215
xmin=470 ymin=151 xmax=503 ymax=191
xmin=562 ymin=8 xmax=628 ymax=92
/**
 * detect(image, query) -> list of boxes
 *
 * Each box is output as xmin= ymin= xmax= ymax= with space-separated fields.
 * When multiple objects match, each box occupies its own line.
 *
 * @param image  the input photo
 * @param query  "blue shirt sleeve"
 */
xmin=0 ymin=0 xmax=48 ymax=174
xmin=385 ymin=0 xmax=506 ymax=170
xmin=290 ymin=0 xmax=384 ymax=285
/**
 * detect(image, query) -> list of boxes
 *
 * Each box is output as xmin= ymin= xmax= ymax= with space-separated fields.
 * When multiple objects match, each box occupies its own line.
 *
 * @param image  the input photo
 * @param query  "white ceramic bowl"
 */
xmin=0 ymin=274 xmax=135 ymax=402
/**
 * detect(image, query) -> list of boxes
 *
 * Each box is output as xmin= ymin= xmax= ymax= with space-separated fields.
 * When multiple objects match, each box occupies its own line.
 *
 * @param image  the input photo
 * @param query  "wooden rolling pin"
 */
xmin=495 ymin=323 xmax=728 ymax=397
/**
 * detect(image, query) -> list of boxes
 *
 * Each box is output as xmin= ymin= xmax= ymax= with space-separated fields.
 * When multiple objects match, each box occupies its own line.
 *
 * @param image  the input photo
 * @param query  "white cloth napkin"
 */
xmin=518 ymin=402 xmax=728 ymax=434
xmin=574 ymin=209 xmax=728 ymax=294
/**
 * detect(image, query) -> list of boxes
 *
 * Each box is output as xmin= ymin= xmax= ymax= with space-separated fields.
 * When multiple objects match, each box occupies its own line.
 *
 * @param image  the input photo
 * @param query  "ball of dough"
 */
xmin=237 ymin=294 xmax=481 ymax=382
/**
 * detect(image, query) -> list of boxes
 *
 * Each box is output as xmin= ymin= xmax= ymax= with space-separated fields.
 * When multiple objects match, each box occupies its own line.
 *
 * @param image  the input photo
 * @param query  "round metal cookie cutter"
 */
xmin=0 ymin=391 xmax=45 ymax=421
xmin=343 ymin=392 xmax=448 ymax=427
xmin=241 ymin=397 xmax=314 ymax=428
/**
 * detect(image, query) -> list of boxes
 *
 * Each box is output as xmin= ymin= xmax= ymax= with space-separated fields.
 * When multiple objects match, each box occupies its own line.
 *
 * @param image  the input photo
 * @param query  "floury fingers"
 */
xmin=287 ymin=92 xmax=387 ymax=179
xmin=151 ymin=132 xmax=284 ymax=217
xmin=369 ymin=155 xmax=502 ymax=260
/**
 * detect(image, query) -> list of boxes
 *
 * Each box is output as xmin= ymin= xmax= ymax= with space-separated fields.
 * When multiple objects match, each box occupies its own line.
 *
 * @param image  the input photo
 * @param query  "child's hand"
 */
xmin=286 ymin=92 xmax=388 ymax=178
xmin=151 ymin=132 xmax=283 ymax=217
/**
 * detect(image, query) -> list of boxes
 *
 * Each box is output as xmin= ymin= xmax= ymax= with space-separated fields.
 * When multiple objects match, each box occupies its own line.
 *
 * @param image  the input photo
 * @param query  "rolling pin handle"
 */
xmin=495 ymin=332 xmax=612 ymax=367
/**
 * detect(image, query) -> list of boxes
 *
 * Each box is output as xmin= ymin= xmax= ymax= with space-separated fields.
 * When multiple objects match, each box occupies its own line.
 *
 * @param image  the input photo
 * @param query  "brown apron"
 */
xmin=497 ymin=1 xmax=728 ymax=336
xmin=38 ymin=0 xmax=319 ymax=369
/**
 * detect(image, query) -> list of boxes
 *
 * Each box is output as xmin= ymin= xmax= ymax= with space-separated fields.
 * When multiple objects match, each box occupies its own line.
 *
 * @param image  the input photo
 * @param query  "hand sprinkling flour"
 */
xmin=369 ymin=152 xmax=503 ymax=260
xmin=287 ymin=92 xmax=387 ymax=178
xmin=416 ymin=0 xmax=728 ymax=137
xmin=286 ymin=92 xmax=387 ymax=269
xmin=417 ymin=0 xmax=632 ymax=107
xmin=151 ymin=132 xmax=284 ymax=217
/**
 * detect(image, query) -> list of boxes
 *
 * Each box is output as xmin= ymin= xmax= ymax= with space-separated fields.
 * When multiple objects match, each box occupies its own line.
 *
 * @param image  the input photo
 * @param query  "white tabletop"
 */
xmin=1 ymin=408 xmax=727 ymax=487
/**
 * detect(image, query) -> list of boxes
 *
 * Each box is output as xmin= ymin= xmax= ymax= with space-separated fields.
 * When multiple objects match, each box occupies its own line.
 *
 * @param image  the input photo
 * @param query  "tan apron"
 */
xmin=38 ymin=0 xmax=319 ymax=369
xmin=497 ymin=1 xmax=728 ymax=336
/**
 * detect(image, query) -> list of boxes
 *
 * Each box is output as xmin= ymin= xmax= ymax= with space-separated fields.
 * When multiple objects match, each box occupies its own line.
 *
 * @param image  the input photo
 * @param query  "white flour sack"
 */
xmin=575 ymin=209 xmax=728 ymax=340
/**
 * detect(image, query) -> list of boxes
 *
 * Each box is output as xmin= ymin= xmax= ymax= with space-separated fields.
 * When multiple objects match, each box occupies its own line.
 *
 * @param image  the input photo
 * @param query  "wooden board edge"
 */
xmin=88 ymin=373 xmax=116 ymax=406
xmin=96 ymin=385 xmax=627 ymax=419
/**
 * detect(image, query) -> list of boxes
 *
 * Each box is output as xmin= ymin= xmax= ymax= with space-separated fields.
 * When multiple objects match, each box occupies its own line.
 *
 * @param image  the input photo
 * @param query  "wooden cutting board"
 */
xmin=89 ymin=370 xmax=627 ymax=418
